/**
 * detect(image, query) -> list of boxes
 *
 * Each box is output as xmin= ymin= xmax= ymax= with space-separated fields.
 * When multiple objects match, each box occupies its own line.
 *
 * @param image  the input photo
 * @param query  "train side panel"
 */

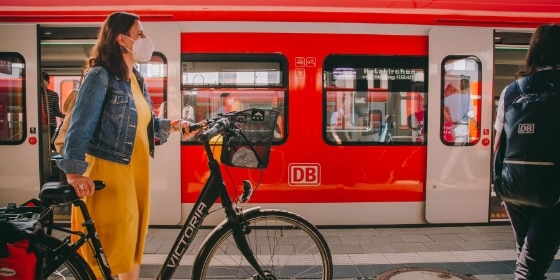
xmin=0 ymin=25 xmax=44 ymax=208
xmin=0 ymin=0 xmax=551 ymax=225
xmin=179 ymin=30 xmax=430 ymax=225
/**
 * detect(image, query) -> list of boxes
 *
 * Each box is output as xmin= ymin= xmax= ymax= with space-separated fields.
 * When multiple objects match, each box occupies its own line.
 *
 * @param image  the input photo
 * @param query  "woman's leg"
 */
xmin=505 ymin=202 xmax=560 ymax=280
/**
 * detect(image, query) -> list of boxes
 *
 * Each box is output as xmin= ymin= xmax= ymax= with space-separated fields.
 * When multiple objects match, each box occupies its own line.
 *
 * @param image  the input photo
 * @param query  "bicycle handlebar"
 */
xmin=187 ymin=111 xmax=243 ymax=141
xmin=198 ymin=118 xmax=231 ymax=141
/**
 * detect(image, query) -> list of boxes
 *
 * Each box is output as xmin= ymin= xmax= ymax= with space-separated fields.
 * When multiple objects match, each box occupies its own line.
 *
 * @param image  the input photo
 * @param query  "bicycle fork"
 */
xmin=225 ymin=206 xmax=270 ymax=280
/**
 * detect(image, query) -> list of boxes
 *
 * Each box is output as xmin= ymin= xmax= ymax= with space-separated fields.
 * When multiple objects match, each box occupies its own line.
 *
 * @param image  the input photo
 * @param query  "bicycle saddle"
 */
xmin=39 ymin=181 xmax=106 ymax=205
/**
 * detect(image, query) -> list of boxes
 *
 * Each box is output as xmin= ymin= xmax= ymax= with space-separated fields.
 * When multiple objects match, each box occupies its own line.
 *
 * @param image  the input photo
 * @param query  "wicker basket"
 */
xmin=220 ymin=108 xmax=279 ymax=169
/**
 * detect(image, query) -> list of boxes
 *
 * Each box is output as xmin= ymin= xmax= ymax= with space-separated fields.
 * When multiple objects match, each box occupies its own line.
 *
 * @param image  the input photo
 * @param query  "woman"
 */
xmin=494 ymin=23 xmax=560 ymax=280
xmin=56 ymin=11 xmax=196 ymax=279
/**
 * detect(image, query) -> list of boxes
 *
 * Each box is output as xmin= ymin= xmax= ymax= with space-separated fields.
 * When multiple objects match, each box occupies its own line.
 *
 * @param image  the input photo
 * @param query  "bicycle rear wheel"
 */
xmin=37 ymin=234 xmax=96 ymax=280
xmin=192 ymin=209 xmax=333 ymax=279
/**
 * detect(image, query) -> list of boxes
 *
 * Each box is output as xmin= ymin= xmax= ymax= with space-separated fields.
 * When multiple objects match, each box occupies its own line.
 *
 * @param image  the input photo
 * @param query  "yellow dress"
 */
xmin=71 ymin=74 xmax=151 ymax=277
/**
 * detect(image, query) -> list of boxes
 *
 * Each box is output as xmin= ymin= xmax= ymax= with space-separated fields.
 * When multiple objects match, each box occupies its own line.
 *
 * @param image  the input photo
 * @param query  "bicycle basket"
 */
xmin=221 ymin=108 xmax=279 ymax=169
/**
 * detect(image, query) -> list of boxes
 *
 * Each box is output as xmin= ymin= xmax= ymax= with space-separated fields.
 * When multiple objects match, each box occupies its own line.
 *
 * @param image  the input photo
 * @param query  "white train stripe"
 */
xmin=141 ymin=250 xmax=560 ymax=266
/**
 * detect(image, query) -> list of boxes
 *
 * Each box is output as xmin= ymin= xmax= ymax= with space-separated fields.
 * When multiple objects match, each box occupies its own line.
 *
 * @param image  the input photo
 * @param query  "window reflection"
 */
xmin=136 ymin=52 xmax=167 ymax=118
xmin=0 ymin=54 xmax=25 ymax=143
xmin=180 ymin=54 xmax=287 ymax=143
xmin=323 ymin=55 xmax=427 ymax=145
xmin=441 ymin=56 xmax=481 ymax=146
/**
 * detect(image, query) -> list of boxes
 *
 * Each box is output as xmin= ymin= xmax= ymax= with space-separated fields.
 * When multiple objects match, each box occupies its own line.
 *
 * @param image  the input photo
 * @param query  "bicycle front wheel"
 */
xmin=192 ymin=209 xmax=333 ymax=279
xmin=37 ymin=234 xmax=97 ymax=280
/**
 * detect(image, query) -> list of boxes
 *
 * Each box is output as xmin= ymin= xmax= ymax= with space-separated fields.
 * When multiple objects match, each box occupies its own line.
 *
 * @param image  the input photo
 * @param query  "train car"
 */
xmin=1 ymin=0 xmax=559 ymax=226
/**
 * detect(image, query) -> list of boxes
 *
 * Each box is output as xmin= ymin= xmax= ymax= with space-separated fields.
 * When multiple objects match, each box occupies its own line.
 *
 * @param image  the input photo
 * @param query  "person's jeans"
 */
xmin=504 ymin=201 xmax=560 ymax=280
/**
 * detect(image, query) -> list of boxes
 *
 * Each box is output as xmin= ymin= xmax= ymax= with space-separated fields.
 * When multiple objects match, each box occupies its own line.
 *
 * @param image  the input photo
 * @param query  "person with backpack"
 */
xmin=55 ymin=12 xmax=198 ymax=279
xmin=493 ymin=23 xmax=560 ymax=280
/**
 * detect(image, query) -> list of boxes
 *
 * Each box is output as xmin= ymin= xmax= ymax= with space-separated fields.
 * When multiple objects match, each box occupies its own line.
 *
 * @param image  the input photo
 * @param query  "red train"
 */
xmin=1 ymin=0 xmax=558 ymax=225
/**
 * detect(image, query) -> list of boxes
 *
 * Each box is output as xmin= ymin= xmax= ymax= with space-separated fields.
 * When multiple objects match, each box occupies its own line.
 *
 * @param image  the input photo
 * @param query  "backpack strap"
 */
xmin=515 ymin=75 xmax=531 ymax=96
xmin=503 ymin=78 xmax=525 ymax=109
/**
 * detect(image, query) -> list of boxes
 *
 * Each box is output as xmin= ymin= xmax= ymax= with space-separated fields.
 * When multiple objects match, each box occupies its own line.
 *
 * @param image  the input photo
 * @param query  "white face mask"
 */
xmin=123 ymin=35 xmax=154 ymax=62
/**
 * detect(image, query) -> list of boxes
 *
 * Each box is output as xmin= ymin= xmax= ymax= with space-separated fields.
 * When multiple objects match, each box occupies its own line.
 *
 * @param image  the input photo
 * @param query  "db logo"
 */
xmin=518 ymin=123 xmax=534 ymax=134
xmin=289 ymin=163 xmax=320 ymax=186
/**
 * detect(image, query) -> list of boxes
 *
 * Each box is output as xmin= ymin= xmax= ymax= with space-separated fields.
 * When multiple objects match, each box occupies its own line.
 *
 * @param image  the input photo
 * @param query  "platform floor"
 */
xmin=137 ymin=224 xmax=560 ymax=279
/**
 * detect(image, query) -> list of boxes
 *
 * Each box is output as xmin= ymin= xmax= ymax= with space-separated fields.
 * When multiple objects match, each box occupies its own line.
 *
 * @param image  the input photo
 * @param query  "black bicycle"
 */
xmin=22 ymin=108 xmax=333 ymax=279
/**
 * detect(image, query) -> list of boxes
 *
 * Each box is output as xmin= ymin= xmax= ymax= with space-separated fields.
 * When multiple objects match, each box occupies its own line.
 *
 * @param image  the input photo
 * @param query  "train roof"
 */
xmin=1 ymin=0 xmax=559 ymax=27
xmin=1 ymin=0 xmax=559 ymax=12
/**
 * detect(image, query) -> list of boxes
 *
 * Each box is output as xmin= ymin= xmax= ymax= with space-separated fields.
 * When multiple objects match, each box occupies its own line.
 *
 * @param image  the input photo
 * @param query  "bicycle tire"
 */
xmin=191 ymin=209 xmax=333 ymax=279
xmin=37 ymin=234 xmax=97 ymax=280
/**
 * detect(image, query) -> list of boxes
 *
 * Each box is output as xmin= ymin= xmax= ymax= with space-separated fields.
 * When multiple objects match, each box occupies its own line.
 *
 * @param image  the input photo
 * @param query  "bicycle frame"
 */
xmin=156 ymin=133 xmax=267 ymax=280
xmin=41 ymin=198 xmax=113 ymax=279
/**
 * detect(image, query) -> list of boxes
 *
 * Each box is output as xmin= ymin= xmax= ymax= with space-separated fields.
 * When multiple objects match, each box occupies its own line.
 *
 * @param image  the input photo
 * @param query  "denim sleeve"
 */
xmin=56 ymin=67 xmax=109 ymax=175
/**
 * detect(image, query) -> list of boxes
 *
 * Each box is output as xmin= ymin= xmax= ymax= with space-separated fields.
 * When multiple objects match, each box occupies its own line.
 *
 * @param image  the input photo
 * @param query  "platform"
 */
xmin=138 ymin=224 xmax=560 ymax=279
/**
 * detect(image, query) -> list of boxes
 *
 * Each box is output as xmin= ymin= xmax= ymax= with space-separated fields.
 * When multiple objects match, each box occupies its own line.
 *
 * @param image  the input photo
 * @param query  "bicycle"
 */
xmin=28 ymin=108 xmax=333 ymax=279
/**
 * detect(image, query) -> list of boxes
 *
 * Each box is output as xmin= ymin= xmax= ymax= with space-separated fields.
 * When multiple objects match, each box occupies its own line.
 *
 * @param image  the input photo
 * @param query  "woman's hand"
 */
xmin=170 ymin=119 xmax=182 ymax=133
xmin=180 ymin=120 xmax=200 ymax=140
xmin=66 ymin=173 xmax=95 ymax=198
xmin=170 ymin=119 xmax=201 ymax=140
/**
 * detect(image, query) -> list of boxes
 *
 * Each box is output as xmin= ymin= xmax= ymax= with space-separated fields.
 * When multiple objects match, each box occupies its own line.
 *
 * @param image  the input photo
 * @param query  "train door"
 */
xmin=141 ymin=22 xmax=182 ymax=225
xmin=425 ymin=27 xmax=494 ymax=223
xmin=0 ymin=24 xmax=43 ymax=207
xmin=38 ymin=23 xmax=181 ymax=225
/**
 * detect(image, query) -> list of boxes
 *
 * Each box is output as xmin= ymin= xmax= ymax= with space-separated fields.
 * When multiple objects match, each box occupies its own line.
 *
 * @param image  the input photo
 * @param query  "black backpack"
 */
xmin=493 ymin=70 xmax=560 ymax=208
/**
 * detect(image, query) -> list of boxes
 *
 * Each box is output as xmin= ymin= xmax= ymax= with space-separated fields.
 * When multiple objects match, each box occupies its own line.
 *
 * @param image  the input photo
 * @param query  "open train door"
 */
xmin=425 ymin=27 xmax=495 ymax=223
xmin=0 ymin=25 xmax=44 ymax=207
xmin=141 ymin=22 xmax=183 ymax=225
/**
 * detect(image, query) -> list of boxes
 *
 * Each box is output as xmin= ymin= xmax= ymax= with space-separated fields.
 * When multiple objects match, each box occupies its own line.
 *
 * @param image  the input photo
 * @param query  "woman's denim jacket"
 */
xmin=57 ymin=66 xmax=173 ymax=175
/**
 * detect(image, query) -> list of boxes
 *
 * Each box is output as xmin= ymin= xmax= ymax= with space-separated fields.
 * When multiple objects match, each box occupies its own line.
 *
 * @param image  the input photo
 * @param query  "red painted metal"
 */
xmin=0 ymin=0 xmax=559 ymax=26
xmin=180 ymin=32 xmax=427 ymax=203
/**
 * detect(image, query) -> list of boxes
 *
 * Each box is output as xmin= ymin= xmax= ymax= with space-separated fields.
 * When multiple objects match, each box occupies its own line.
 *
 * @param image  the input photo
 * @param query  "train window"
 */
xmin=180 ymin=54 xmax=288 ymax=143
xmin=0 ymin=54 xmax=25 ymax=144
xmin=323 ymin=55 xmax=427 ymax=145
xmin=440 ymin=56 xmax=482 ymax=146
